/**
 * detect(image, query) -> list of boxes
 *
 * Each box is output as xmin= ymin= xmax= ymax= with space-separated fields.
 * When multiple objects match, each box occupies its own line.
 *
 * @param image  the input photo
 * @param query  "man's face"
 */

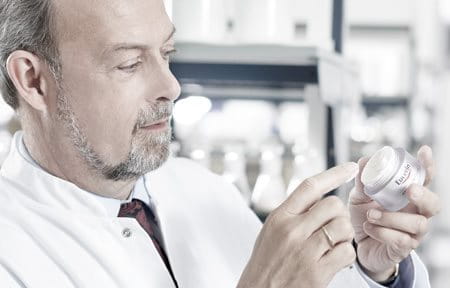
xmin=51 ymin=0 xmax=180 ymax=180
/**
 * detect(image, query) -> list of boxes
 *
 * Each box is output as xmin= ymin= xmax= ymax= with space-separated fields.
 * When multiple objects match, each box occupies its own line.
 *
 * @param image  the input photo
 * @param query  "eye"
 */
xmin=162 ymin=49 xmax=177 ymax=61
xmin=117 ymin=61 xmax=142 ymax=73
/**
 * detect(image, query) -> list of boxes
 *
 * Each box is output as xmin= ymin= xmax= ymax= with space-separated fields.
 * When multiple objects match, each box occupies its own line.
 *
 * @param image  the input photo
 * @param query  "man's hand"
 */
xmin=349 ymin=146 xmax=441 ymax=282
xmin=238 ymin=163 xmax=359 ymax=288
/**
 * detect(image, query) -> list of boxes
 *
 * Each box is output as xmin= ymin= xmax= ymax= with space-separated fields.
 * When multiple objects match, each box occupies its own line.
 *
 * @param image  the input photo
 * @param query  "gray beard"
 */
xmin=56 ymin=92 xmax=172 ymax=181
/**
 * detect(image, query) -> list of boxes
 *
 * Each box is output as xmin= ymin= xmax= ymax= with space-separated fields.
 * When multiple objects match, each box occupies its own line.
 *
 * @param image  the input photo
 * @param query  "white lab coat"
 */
xmin=0 ymin=132 xmax=431 ymax=287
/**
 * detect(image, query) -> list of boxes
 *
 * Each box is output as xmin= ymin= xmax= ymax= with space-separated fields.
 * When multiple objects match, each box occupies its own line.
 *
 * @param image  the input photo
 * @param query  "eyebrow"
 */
xmin=102 ymin=25 xmax=176 ymax=56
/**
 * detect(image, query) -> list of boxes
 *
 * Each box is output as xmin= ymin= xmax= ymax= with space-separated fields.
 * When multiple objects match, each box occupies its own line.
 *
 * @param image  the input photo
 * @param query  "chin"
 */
xmin=102 ymin=130 xmax=172 ymax=181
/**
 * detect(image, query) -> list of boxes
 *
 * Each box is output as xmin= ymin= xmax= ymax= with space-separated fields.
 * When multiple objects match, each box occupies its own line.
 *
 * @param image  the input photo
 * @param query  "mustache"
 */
xmin=134 ymin=101 xmax=173 ymax=131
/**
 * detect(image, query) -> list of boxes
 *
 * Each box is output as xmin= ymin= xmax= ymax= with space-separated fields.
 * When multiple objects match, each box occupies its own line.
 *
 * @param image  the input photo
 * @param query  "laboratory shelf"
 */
xmin=170 ymin=43 xmax=358 ymax=106
xmin=177 ymin=85 xmax=306 ymax=103
xmin=362 ymin=96 xmax=409 ymax=109
xmin=169 ymin=43 xmax=361 ymax=181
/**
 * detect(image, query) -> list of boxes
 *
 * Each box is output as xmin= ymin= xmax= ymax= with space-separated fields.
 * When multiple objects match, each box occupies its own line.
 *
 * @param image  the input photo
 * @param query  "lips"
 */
xmin=139 ymin=118 xmax=170 ymax=130
xmin=143 ymin=120 xmax=164 ymax=127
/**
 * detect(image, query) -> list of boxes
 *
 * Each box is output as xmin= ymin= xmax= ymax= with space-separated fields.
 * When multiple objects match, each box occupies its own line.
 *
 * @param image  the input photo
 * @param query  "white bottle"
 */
xmin=251 ymin=146 xmax=286 ymax=215
xmin=287 ymin=144 xmax=322 ymax=195
xmin=361 ymin=146 xmax=426 ymax=211
xmin=222 ymin=149 xmax=252 ymax=205
xmin=234 ymin=0 xmax=294 ymax=44
xmin=172 ymin=0 xmax=227 ymax=43
xmin=287 ymin=153 xmax=308 ymax=196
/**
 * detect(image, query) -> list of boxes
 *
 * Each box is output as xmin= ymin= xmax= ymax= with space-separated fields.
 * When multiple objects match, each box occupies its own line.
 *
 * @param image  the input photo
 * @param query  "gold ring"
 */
xmin=321 ymin=226 xmax=335 ymax=248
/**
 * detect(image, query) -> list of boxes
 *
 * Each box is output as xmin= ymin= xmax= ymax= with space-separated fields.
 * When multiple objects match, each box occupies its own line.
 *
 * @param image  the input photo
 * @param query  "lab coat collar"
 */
xmin=0 ymin=131 xmax=153 ymax=217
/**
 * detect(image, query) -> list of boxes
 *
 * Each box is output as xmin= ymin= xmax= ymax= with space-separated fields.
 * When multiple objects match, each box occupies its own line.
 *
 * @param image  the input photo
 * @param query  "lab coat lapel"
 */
xmin=145 ymin=162 xmax=245 ymax=288
xmin=145 ymin=168 xmax=217 ymax=288
xmin=144 ymin=171 xmax=192 ymax=287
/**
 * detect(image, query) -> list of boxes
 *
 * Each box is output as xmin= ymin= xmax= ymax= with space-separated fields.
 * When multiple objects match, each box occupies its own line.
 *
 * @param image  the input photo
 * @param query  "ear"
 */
xmin=6 ymin=50 xmax=51 ymax=112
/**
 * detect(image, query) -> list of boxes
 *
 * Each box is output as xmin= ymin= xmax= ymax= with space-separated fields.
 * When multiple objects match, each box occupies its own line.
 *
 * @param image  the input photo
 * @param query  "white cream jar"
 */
xmin=361 ymin=146 xmax=426 ymax=211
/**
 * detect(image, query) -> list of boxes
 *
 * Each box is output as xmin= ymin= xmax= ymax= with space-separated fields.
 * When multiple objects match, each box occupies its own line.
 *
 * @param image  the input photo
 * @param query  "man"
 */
xmin=0 ymin=0 xmax=440 ymax=287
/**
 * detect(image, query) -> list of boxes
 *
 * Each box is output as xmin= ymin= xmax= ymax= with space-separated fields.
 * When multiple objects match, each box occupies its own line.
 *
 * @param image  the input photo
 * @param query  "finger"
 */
xmin=349 ymin=157 xmax=373 ymax=206
xmin=366 ymin=209 xmax=428 ymax=237
xmin=319 ymin=241 xmax=356 ymax=272
xmin=406 ymin=184 xmax=441 ymax=218
xmin=301 ymin=196 xmax=349 ymax=237
xmin=304 ymin=217 xmax=355 ymax=259
xmin=363 ymin=222 xmax=419 ymax=262
xmin=417 ymin=145 xmax=434 ymax=186
xmin=355 ymin=157 xmax=370 ymax=192
xmin=281 ymin=162 xmax=359 ymax=215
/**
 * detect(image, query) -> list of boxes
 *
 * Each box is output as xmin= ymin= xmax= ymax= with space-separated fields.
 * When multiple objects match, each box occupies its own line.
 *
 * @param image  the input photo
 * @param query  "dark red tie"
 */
xmin=118 ymin=199 xmax=178 ymax=287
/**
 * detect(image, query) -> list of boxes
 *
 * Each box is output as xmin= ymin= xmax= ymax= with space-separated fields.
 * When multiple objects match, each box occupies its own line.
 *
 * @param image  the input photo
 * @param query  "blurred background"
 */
xmin=1 ymin=0 xmax=450 ymax=286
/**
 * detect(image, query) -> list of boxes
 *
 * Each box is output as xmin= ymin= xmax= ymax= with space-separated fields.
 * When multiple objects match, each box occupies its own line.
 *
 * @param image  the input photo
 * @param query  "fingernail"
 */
xmin=368 ymin=209 xmax=382 ymax=220
xmin=363 ymin=221 xmax=372 ymax=231
xmin=343 ymin=162 xmax=359 ymax=173
xmin=419 ymin=145 xmax=433 ymax=157
xmin=343 ymin=162 xmax=359 ymax=182
xmin=411 ymin=187 xmax=423 ymax=200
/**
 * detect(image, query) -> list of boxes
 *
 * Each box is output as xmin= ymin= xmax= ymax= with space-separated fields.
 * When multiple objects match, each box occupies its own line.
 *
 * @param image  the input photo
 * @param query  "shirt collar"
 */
xmin=5 ymin=131 xmax=152 ymax=217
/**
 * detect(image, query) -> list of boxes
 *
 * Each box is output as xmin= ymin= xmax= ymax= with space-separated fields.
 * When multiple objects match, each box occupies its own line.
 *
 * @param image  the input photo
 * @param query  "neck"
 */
xmin=22 ymin=123 xmax=136 ymax=201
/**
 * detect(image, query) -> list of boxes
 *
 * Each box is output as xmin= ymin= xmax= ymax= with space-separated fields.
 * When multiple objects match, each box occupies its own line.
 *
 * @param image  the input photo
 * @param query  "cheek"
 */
xmin=64 ymin=79 xmax=141 ymax=161
xmin=83 ymin=105 xmax=137 ymax=157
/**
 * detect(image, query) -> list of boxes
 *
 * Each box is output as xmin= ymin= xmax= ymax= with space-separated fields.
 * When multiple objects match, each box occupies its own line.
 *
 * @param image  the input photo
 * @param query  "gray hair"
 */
xmin=0 ymin=0 xmax=61 ymax=110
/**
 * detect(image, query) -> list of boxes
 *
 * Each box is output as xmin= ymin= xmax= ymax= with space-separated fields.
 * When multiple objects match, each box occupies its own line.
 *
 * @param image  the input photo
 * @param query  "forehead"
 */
xmin=54 ymin=0 xmax=172 ymax=49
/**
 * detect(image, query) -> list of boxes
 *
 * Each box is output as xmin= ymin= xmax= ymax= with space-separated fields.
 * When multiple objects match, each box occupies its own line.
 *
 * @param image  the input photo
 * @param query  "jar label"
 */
xmin=395 ymin=163 xmax=412 ymax=186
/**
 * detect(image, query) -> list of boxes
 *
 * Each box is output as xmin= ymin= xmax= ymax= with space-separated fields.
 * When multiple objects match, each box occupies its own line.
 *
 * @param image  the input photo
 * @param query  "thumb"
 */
xmin=417 ymin=145 xmax=434 ymax=186
xmin=349 ymin=157 xmax=372 ymax=205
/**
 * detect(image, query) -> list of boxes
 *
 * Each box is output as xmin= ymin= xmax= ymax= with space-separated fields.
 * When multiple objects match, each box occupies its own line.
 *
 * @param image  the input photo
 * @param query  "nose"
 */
xmin=152 ymin=63 xmax=181 ymax=103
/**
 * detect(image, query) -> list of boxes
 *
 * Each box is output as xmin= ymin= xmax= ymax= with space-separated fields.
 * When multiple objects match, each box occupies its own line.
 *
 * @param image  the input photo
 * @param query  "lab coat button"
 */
xmin=122 ymin=228 xmax=132 ymax=238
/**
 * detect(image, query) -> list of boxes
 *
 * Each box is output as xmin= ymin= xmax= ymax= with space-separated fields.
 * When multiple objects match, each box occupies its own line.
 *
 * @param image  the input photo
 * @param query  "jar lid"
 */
xmin=362 ymin=146 xmax=399 ymax=191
